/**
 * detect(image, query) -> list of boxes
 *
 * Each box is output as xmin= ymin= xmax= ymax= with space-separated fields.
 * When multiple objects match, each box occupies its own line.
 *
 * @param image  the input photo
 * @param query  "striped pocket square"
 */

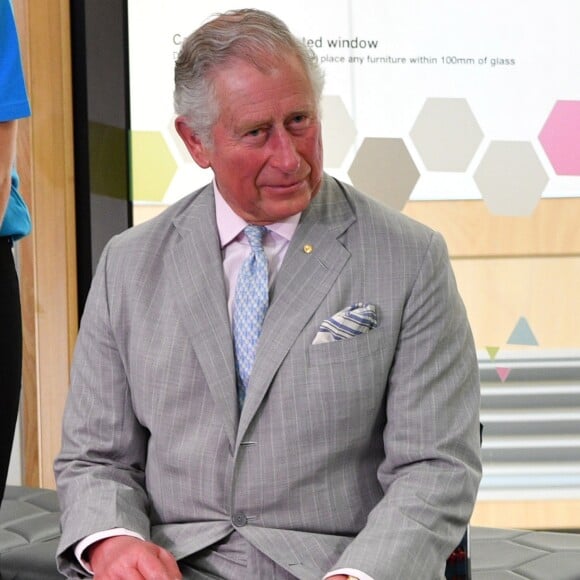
xmin=313 ymin=303 xmax=378 ymax=345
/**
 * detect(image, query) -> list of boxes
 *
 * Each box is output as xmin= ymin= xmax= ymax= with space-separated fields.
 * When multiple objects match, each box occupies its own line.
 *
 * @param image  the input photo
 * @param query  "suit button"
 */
xmin=232 ymin=513 xmax=247 ymax=527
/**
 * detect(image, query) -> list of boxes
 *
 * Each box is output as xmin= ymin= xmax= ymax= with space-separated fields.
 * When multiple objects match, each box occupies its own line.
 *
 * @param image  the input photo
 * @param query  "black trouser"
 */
xmin=0 ymin=237 xmax=22 ymax=504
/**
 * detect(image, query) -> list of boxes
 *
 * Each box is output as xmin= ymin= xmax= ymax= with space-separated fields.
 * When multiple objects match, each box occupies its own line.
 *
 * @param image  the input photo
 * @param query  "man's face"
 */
xmin=177 ymin=55 xmax=323 ymax=225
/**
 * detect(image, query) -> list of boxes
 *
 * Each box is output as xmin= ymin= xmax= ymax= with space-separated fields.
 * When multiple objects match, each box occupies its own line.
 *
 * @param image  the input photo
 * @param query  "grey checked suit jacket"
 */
xmin=54 ymin=174 xmax=481 ymax=579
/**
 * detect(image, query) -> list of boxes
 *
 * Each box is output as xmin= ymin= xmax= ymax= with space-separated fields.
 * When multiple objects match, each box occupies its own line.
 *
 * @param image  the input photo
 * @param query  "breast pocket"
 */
xmin=307 ymin=325 xmax=389 ymax=366
xmin=298 ymin=325 xmax=393 ymax=425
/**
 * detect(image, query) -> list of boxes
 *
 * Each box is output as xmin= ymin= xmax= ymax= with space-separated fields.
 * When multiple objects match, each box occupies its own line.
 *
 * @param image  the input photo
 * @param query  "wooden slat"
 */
xmin=14 ymin=0 xmax=77 ymax=489
xmin=473 ymin=499 xmax=580 ymax=530
xmin=136 ymin=197 xmax=580 ymax=259
xmin=403 ymin=197 xmax=580 ymax=258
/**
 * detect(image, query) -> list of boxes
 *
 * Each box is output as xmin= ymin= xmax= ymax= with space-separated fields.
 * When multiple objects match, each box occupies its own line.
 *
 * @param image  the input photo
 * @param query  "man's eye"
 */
xmin=288 ymin=114 xmax=313 ymax=131
xmin=245 ymin=127 xmax=266 ymax=138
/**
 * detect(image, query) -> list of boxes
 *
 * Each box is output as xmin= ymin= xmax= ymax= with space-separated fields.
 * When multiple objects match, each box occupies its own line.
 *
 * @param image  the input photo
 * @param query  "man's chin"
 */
xmin=252 ymin=197 xmax=312 ymax=224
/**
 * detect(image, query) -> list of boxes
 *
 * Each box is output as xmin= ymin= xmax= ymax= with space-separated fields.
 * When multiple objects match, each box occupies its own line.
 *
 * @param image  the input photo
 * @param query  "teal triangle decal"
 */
xmin=507 ymin=317 xmax=538 ymax=346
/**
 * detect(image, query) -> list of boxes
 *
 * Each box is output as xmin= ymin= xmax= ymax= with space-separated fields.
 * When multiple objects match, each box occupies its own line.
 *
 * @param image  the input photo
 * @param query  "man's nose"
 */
xmin=269 ymin=130 xmax=301 ymax=173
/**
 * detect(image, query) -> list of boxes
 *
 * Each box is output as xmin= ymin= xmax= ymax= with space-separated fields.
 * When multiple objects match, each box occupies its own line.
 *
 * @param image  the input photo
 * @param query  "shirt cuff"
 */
xmin=324 ymin=568 xmax=375 ymax=580
xmin=74 ymin=528 xmax=145 ymax=575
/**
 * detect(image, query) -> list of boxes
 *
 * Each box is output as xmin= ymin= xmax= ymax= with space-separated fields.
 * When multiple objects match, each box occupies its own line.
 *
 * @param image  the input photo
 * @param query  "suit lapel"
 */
xmin=237 ymin=177 xmax=356 ymax=442
xmin=167 ymin=185 xmax=238 ymax=448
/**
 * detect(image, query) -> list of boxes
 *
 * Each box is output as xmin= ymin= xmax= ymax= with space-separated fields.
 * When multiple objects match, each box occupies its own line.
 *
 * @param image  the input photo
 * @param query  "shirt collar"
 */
xmin=214 ymin=180 xmax=301 ymax=248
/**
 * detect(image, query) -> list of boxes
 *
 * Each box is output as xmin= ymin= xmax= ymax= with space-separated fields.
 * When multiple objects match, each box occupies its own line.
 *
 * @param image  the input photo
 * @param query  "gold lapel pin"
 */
xmin=303 ymin=244 xmax=313 ymax=254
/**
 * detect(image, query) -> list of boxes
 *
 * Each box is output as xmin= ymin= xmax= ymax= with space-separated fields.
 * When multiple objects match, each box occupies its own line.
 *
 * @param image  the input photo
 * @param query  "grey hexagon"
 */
xmin=348 ymin=137 xmax=419 ymax=210
xmin=410 ymin=97 xmax=483 ymax=172
xmin=321 ymin=95 xmax=357 ymax=168
xmin=474 ymin=141 xmax=548 ymax=216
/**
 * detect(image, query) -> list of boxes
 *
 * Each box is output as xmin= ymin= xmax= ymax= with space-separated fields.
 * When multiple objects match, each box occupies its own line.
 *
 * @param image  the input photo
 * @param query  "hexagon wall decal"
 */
xmin=348 ymin=137 xmax=419 ymax=210
xmin=474 ymin=141 xmax=548 ymax=216
xmin=131 ymin=130 xmax=178 ymax=202
xmin=321 ymin=95 xmax=357 ymax=168
xmin=410 ymin=97 xmax=483 ymax=172
xmin=539 ymin=100 xmax=580 ymax=176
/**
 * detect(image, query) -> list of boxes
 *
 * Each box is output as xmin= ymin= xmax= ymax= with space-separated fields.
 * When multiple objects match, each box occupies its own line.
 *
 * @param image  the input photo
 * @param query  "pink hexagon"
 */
xmin=539 ymin=100 xmax=580 ymax=176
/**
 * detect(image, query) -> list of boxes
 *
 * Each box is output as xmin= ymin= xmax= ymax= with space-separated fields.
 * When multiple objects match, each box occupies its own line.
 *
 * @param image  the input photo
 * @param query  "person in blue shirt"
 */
xmin=0 ymin=0 xmax=32 ymax=503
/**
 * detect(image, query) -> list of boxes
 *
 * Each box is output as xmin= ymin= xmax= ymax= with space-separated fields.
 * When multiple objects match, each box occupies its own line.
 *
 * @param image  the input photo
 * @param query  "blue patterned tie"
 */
xmin=233 ymin=225 xmax=269 ymax=407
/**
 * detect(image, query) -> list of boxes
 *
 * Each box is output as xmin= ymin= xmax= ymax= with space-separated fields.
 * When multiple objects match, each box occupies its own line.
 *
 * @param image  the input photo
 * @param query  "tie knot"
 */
xmin=244 ymin=225 xmax=267 ymax=251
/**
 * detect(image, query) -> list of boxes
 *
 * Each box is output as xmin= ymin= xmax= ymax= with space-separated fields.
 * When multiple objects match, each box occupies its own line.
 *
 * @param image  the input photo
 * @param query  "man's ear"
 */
xmin=175 ymin=116 xmax=211 ymax=168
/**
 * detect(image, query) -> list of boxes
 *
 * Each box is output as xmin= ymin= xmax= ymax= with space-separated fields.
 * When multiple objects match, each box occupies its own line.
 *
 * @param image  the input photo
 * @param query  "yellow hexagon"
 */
xmin=131 ymin=131 xmax=178 ymax=202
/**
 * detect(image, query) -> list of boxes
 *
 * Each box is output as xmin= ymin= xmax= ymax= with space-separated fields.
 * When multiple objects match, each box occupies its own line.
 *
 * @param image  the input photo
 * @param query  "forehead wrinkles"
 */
xmin=219 ymin=78 xmax=316 ymax=132
xmin=212 ymin=56 xmax=315 ymax=117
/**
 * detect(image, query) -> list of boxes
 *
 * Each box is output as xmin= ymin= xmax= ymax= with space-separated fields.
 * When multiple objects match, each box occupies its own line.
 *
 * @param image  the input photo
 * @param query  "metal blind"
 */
xmin=479 ymin=355 xmax=580 ymax=500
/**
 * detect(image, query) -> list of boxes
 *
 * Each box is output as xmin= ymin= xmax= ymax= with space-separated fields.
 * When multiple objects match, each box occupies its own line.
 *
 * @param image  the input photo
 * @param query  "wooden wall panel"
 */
xmin=403 ymin=198 xmax=580 ymax=258
xmin=14 ymin=0 xmax=77 ymax=489
xmin=453 ymin=257 xmax=580 ymax=349
xmin=472 ymin=500 xmax=580 ymax=530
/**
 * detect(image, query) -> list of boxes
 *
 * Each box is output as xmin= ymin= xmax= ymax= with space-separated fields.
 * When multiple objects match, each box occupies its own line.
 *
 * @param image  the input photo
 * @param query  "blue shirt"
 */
xmin=0 ymin=0 xmax=31 ymax=240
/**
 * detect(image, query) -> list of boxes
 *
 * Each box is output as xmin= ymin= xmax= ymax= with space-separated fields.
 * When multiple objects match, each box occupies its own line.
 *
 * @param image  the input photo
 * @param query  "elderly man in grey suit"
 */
xmin=54 ymin=8 xmax=481 ymax=580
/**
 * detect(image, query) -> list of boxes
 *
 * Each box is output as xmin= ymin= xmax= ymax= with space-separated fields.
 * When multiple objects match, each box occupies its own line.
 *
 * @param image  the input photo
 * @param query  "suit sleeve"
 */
xmin=54 ymin=240 xmax=152 ymax=578
xmin=331 ymin=231 xmax=482 ymax=579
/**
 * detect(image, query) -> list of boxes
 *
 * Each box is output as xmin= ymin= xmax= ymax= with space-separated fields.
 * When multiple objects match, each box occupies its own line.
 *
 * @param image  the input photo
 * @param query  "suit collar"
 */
xmin=167 ymin=184 xmax=239 ymax=449
xmin=237 ymin=175 xmax=356 ymax=441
